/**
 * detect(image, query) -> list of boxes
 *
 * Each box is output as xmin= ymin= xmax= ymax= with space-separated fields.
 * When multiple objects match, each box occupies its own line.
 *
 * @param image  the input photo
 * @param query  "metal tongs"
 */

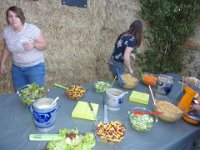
xmin=103 ymin=94 xmax=109 ymax=124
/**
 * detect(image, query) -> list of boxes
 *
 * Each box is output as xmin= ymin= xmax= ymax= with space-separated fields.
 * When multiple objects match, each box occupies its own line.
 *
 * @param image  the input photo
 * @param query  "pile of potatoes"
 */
xmin=65 ymin=85 xmax=86 ymax=100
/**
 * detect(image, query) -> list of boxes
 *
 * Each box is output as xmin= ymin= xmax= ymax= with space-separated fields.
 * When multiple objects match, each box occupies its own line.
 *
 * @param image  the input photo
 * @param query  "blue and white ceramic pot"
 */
xmin=106 ymin=88 xmax=127 ymax=111
xmin=155 ymin=75 xmax=174 ymax=95
xmin=30 ymin=98 xmax=60 ymax=132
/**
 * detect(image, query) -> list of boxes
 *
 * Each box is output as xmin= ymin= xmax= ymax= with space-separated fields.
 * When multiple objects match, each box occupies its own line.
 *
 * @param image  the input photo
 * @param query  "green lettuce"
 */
xmin=46 ymin=128 xmax=96 ymax=150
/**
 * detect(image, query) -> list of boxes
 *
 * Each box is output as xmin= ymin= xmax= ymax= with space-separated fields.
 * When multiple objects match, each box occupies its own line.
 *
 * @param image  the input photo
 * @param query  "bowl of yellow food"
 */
xmin=154 ymin=100 xmax=185 ymax=122
xmin=65 ymin=84 xmax=86 ymax=100
xmin=94 ymin=117 xmax=126 ymax=144
xmin=119 ymin=74 xmax=138 ymax=89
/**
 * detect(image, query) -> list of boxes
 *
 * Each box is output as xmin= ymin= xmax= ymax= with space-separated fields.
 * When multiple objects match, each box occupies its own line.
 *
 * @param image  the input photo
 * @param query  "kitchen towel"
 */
xmin=129 ymin=91 xmax=149 ymax=105
xmin=72 ymin=101 xmax=99 ymax=120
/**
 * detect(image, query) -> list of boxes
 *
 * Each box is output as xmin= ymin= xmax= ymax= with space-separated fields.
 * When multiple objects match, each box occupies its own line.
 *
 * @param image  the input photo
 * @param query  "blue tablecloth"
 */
xmin=0 ymin=74 xmax=200 ymax=150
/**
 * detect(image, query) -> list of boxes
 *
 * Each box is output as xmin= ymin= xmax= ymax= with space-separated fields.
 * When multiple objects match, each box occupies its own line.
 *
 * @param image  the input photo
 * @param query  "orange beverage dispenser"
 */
xmin=177 ymin=85 xmax=200 ymax=125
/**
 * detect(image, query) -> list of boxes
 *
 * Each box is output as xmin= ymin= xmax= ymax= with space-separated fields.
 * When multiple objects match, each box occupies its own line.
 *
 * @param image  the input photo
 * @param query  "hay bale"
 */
xmin=0 ymin=0 xmax=199 ymax=93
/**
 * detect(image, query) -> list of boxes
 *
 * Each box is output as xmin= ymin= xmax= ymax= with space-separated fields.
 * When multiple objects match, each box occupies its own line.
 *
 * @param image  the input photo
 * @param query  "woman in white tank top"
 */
xmin=0 ymin=6 xmax=48 ymax=91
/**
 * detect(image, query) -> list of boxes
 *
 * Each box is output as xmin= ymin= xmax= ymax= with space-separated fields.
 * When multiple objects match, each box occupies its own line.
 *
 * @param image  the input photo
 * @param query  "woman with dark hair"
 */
xmin=108 ymin=20 xmax=143 ymax=77
xmin=0 ymin=6 xmax=47 ymax=91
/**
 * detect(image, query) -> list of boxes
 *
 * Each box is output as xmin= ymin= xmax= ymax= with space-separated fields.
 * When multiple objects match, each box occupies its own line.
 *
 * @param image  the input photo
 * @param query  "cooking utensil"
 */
xmin=87 ymin=101 xmax=96 ymax=119
xmin=110 ymin=76 xmax=117 ymax=87
xmin=148 ymin=85 xmax=156 ymax=106
xmin=103 ymin=94 xmax=109 ymax=124
xmin=51 ymin=97 xmax=59 ymax=107
xmin=88 ymin=101 xmax=93 ymax=111
xmin=29 ymin=134 xmax=62 ymax=141
xmin=133 ymin=111 xmax=162 ymax=115
xmin=115 ymin=68 xmax=125 ymax=86
xmin=54 ymin=83 xmax=68 ymax=89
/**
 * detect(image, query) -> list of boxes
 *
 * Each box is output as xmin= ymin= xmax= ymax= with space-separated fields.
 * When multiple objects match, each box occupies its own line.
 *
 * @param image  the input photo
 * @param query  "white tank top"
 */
xmin=3 ymin=23 xmax=44 ymax=67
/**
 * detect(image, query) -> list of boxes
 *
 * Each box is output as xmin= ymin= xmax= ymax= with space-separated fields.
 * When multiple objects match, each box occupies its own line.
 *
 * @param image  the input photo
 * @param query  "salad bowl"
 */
xmin=17 ymin=83 xmax=46 ymax=107
xmin=46 ymin=128 xmax=96 ymax=149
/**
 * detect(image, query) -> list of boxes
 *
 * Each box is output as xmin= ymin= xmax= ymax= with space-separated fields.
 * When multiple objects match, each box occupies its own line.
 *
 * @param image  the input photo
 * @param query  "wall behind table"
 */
xmin=0 ymin=0 xmax=141 ymax=93
xmin=0 ymin=0 xmax=199 ymax=93
xmin=0 ymin=0 xmax=104 ymax=93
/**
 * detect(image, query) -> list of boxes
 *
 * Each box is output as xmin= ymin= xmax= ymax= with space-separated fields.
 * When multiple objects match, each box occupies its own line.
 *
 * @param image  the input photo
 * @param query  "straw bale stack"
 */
xmin=0 ymin=0 xmax=199 ymax=93
xmin=97 ymin=0 xmax=142 ymax=79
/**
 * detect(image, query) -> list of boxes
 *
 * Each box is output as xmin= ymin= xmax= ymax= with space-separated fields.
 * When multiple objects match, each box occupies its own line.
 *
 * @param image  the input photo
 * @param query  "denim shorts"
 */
xmin=12 ymin=62 xmax=46 ymax=91
xmin=108 ymin=57 xmax=126 ymax=78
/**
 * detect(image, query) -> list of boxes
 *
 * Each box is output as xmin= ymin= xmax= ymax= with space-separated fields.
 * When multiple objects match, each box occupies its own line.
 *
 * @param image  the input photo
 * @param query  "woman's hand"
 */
xmin=0 ymin=40 xmax=10 ymax=75
xmin=129 ymin=68 xmax=134 ymax=75
xmin=191 ymin=104 xmax=200 ymax=112
xmin=23 ymin=33 xmax=47 ymax=51
xmin=0 ymin=64 xmax=6 ymax=75
xmin=23 ymin=41 xmax=35 ymax=50
xmin=130 ymin=53 xmax=136 ymax=60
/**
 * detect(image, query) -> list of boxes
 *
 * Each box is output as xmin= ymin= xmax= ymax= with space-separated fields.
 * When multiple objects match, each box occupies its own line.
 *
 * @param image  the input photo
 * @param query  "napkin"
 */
xmin=129 ymin=91 xmax=149 ymax=105
xmin=72 ymin=101 xmax=99 ymax=120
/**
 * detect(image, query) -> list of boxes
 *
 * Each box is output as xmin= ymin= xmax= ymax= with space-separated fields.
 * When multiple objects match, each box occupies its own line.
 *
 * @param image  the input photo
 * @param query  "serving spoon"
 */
xmin=133 ymin=111 xmax=162 ymax=115
xmin=51 ymin=97 xmax=59 ymax=107
xmin=148 ymin=85 xmax=156 ymax=106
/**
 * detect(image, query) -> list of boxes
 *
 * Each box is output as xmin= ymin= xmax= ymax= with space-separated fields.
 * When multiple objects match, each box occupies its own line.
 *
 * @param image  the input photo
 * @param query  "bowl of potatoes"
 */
xmin=94 ymin=117 xmax=126 ymax=144
xmin=65 ymin=84 xmax=86 ymax=100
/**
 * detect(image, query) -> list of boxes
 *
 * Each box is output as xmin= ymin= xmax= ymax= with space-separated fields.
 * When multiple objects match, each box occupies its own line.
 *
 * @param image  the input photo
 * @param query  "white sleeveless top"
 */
xmin=3 ymin=23 xmax=44 ymax=67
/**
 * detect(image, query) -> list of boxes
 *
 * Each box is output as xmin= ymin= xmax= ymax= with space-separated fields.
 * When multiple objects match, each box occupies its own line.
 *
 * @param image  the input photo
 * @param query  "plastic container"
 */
xmin=30 ymin=98 xmax=60 ymax=132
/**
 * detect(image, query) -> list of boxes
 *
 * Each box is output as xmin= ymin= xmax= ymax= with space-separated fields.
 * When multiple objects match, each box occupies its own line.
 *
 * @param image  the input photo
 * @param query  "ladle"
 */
xmin=108 ymin=91 xmax=128 ymax=97
xmin=148 ymin=85 xmax=156 ymax=106
xmin=115 ymin=68 xmax=125 ymax=86
xmin=121 ymin=91 xmax=128 ymax=97
xmin=51 ymin=97 xmax=59 ymax=107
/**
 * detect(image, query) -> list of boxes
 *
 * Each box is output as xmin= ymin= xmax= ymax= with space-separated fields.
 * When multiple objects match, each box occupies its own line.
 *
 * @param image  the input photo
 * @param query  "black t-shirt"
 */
xmin=112 ymin=33 xmax=136 ymax=63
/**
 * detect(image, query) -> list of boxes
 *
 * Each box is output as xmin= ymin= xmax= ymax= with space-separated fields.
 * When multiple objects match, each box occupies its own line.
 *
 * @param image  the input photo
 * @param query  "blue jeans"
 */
xmin=12 ymin=62 xmax=46 ymax=91
xmin=108 ymin=57 xmax=126 ymax=78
